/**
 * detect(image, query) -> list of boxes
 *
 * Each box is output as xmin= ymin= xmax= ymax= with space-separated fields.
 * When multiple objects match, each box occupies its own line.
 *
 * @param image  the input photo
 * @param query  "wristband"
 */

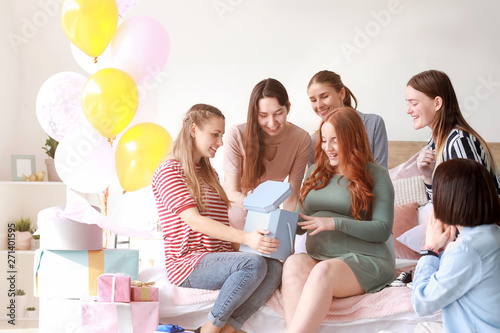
xmin=420 ymin=245 xmax=439 ymax=257
xmin=420 ymin=249 xmax=439 ymax=257
xmin=421 ymin=245 xmax=439 ymax=254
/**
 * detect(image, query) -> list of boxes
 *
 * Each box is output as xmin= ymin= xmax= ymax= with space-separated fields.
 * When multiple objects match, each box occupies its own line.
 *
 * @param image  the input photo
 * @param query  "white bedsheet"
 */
xmin=139 ymin=264 xmax=441 ymax=333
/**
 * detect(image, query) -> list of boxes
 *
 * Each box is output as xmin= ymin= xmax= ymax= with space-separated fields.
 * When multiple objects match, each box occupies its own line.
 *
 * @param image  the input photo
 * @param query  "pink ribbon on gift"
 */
xmin=56 ymin=190 xmax=154 ymax=238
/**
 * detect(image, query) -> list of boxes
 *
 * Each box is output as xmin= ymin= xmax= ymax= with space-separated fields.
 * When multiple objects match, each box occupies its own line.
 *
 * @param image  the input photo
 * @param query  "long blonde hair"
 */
xmin=170 ymin=104 xmax=230 ymax=211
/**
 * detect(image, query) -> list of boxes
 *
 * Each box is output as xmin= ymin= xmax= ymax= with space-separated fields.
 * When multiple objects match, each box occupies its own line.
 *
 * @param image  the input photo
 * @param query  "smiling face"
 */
xmin=257 ymin=97 xmax=289 ymax=140
xmin=308 ymin=83 xmax=345 ymax=119
xmin=320 ymin=121 xmax=340 ymax=168
xmin=191 ymin=116 xmax=225 ymax=162
xmin=405 ymin=85 xmax=440 ymax=130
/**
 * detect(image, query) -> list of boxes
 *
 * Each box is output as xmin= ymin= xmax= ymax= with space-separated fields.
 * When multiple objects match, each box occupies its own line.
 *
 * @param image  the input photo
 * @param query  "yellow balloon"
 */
xmin=116 ymin=123 xmax=172 ymax=192
xmin=61 ymin=0 xmax=119 ymax=58
xmin=82 ymin=68 xmax=139 ymax=138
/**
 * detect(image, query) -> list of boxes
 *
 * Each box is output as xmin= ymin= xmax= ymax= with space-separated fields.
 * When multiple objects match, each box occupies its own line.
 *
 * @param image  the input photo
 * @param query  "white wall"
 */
xmin=2 ymin=0 xmax=500 ymax=181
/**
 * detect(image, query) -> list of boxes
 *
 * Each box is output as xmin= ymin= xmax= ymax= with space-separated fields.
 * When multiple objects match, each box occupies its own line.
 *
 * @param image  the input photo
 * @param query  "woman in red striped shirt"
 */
xmin=152 ymin=104 xmax=283 ymax=333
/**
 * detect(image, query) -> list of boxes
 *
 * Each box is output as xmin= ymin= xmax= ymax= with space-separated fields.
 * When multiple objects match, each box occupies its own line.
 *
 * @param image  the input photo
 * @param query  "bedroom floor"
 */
xmin=0 ymin=322 xmax=247 ymax=333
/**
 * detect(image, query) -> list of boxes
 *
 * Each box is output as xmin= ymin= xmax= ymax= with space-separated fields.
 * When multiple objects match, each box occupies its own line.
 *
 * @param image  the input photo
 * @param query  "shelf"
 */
xmin=0 ymin=250 xmax=35 ymax=254
xmin=0 ymin=181 xmax=65 ymax=186
xmin=0 ymin=317 xmax=38 ymax=321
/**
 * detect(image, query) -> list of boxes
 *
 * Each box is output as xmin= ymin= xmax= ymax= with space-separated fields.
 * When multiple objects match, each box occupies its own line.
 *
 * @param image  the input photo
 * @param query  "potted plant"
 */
xmin=42 ymin=135 xmax=62 ymax=182
xmin=14 ymin=217 xmax=32 ymax=250
xmin=26 ymin=306 xmax=37 ymax=318
xmin=30 ymin=226 xmax=40 ymax=250
xmin=15 ymin=289 xmax=27 ymax=318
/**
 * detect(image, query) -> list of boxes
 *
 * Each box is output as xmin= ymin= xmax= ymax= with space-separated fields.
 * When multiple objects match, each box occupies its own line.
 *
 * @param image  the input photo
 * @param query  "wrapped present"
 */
xmin=34 ymin=249 xmax=139 ymax=298
xmin=36 ymin=205 xmax=103 ymax=250
xmin=82 ymin=301 xmax=159 ymax=333
xmin=239 ymin=181 xmax=299 ymax=260
xmin=131 ymin=280 xmax=158 ymax=301
xmin=39 ymin=299 xmax=159 ymax=333
xmin=98 ymin=273 xmax=131 ymax=303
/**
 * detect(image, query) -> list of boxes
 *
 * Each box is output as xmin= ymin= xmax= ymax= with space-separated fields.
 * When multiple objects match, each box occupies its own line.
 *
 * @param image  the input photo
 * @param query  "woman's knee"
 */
xmin=282 ymin=254 xmax=315 ymax=283
xmin=236 ymin=253 xmax=268 ymax=276
xmin=264 ymin=258 xmax=284 ymax=286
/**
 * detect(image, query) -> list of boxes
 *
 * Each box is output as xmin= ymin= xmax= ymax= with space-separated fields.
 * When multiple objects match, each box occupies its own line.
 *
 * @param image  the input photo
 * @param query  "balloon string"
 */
xmin=94 ymin=57 xmax=98 ymax=64
xmin=103 ymin=186 xmax=109 ymax=216
xmin=102 ymin=186 xmax=110 ymax=248
xmin=108 ymin=137 xmax=115 ymax=147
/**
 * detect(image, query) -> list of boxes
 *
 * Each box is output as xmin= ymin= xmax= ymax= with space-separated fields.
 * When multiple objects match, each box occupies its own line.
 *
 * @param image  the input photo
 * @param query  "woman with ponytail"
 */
xmin=152 ymin=104 xmax=282 ymax=333
xmin=281 ymin=107 xmax=395 ymax=333
xmin=307 ymin=70 xmax=389 ymax=168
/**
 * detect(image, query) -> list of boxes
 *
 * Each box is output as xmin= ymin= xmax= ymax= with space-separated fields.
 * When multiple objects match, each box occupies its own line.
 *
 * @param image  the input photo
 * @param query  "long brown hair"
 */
xmin=407 ymin=70 xmax=499 ymax=173
xmin=170 ymin=104 xmax=230 ymax=211
xmin=242 ymin=78 xmax=290 ymax=192
xmin=308 ymin=70 xmax=358 ymax=109
xmin=299 ymin=107 xmax=375 ymax=220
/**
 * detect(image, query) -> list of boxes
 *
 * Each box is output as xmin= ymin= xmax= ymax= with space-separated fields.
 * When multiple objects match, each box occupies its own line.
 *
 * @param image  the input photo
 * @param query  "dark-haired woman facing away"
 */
xmin=412 ymin=158 xmax=500 ymax=332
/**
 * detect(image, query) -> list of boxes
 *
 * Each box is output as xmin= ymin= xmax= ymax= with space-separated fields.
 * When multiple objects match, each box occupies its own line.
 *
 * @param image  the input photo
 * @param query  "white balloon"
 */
xmin=54 ymin=128 xmax=116 ymax=193
xmin=36 ymin=72 xmax=92 ymax=141
xmin=70 ymin=43 xmax=113 ymax=75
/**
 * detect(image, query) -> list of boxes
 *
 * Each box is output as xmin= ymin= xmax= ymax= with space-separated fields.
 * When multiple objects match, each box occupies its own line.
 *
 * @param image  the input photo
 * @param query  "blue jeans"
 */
xmin=179 ymin=252 xmax=283 ymax=330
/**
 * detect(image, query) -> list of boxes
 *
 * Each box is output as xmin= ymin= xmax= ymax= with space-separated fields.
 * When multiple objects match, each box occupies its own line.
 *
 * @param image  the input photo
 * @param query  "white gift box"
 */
xmin=239 ymin=181 xmax=299 ymax=260
xmin=39 ymin=298 xmax=159 ymax=333
xmin=34 ymin=249 xmax=139 ymax=298
xmin=37 ymin=205 xmax=103 ymax=250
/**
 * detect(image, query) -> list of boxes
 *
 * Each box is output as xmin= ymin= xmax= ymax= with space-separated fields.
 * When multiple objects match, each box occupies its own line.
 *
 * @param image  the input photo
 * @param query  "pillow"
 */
xmin=389 ymin=149 xmax=423 ymax=181
xmin=393 ymin=202 xmax=420 ymax=260
xmin=418 ymin=202 xmax=433 ymax=225
xmin=392 ymin=176 xmax=429 ymax=206
xmin=397 ymin=202 xmax=433 ymax=253
xmin=397 ymin=224 xmax=426 ymax=253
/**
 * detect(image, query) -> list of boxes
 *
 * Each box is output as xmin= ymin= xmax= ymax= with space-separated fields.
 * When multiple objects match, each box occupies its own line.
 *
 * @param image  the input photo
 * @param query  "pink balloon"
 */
xmin=110 ymin=16 xmax=170 ymax=85
xmin=116 ymin=0 xmax=141 ymax=16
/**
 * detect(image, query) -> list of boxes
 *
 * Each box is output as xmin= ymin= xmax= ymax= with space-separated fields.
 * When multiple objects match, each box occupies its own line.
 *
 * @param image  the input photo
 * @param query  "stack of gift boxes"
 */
xmin=34 ymin=205 xmax=160 ymax=332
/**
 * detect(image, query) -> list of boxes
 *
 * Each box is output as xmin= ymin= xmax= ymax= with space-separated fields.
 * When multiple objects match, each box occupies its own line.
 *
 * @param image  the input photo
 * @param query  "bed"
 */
xmin=139 ymin=141 xmax=500 ymax=333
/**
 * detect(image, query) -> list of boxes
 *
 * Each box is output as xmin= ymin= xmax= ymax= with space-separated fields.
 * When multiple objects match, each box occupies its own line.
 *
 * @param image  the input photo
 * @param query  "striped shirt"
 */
xmin=152 ymin=159 xmax=233 ymax=285
xmin=426 ymin=129 xmax=500 ymax=199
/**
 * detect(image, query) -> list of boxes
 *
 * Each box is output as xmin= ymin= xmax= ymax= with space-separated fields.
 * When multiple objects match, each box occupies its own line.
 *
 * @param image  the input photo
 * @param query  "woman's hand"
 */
xmin=425 ymin=211 xmax=456 ymax=251
xmin=244 ymin=229 xmax=280 ymax=255
xmin=417 ymin=148 xmax=436 ymax=184
xmin=298 ymin=213 xmax=335 ymax=236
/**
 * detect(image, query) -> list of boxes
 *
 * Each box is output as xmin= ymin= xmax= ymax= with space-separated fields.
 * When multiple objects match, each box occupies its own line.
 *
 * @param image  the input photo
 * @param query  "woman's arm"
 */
xmin=179 ymin=207 xmax=279 ymax=255
xmin=224 ymin=171 xmax=247 ymax=209
xmin=412 ymin=247 xmax=481 ymax=316
xmin=283 ymin=178 xmax=301 ymax=212
xmin=371 ymin=116 xmax=389 ymax=168
xmin=331 ymin=166 xmax=394 ymax=242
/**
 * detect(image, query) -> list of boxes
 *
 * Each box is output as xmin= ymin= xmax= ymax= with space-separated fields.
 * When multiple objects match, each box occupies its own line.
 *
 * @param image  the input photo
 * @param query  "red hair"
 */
xmin=299 ymin=107 xmax=375 ymax=220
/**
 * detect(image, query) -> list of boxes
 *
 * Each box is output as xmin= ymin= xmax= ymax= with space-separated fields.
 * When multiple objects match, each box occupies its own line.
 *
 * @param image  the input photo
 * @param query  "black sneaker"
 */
xmin=391 ymin=271 xmax=412 ymax=287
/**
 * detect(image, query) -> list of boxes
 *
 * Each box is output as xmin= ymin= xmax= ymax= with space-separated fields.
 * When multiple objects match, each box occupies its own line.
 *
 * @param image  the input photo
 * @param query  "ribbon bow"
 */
xmin=132 ymin=280 xmax=155 ymax=287
xmin=157 ymin=324 xmax=185 ymax=332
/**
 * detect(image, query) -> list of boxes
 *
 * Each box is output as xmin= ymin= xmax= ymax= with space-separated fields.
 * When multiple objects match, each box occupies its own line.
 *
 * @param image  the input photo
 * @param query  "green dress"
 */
xmin=297 ymin=162 xmax=395 ymax=292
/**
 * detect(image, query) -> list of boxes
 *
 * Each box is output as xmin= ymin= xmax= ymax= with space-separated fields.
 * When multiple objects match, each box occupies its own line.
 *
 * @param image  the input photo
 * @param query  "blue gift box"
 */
xmin=239 ymin=181 xmax=298 ymax=260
